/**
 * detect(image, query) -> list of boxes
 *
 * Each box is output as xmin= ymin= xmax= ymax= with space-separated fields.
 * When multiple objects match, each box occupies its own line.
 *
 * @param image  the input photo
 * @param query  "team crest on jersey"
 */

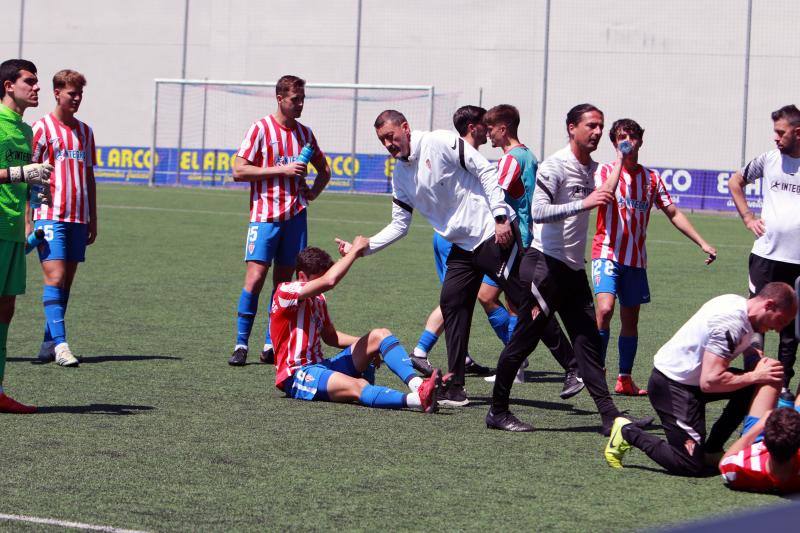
xmin=425 ymin=159 xmax=431 ymax=169
xmin=248 ymin=242 xmax=255 ymax=254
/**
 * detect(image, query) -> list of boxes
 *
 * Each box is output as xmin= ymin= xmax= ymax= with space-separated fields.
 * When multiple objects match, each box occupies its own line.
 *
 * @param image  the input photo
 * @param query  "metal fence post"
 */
xmin=149 ymin=81 xmax=159 ymax=186
xmin=740 ymin=0 xmax=753 ymax=167
xmin=176 ymin=0 xmax=190 ymax=185
xmin=539 ymin=0 xmax=551 ymax=159
xmin=350 ymin=0 xmax=363 ymax=194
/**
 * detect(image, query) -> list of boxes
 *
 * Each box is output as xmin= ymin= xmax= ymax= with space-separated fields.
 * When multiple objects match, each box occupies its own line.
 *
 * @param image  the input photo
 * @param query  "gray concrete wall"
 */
xmin=5 ymin=0 xmax=799 ymax=170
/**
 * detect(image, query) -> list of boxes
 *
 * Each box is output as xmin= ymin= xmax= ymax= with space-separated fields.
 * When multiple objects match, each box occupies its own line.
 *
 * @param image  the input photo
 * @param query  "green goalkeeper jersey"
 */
xmin=0 ymin=103 xmax=33 ymax=242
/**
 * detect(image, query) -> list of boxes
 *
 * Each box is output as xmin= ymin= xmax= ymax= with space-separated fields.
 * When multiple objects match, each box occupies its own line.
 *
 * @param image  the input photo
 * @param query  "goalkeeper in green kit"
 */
xmin=0 ymin=59 xmax=53 ymax=414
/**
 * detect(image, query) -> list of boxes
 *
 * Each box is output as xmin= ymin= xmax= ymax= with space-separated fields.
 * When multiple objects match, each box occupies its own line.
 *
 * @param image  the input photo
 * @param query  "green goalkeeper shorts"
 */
xmin=0 ymin=239 xmax=26 ymax=296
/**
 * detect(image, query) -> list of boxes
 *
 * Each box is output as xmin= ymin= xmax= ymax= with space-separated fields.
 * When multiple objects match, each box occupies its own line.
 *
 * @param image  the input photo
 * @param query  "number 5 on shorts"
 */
xmin=247 ymin=225 xmax=258 ymax=243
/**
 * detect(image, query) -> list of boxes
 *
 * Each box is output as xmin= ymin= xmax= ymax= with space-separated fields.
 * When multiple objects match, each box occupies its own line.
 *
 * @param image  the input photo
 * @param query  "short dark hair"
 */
xmin=757 ymin=281 xmax=797 ymax=312
xmin=276 ymin=75 xmax=305 ymax=97
xmin=452 ymin=105 xmax=486 ymax=136
xmin=484 ymin=104 xmax=520 ymax=137
xmin=53 ymin=69 xmax=86 ymax=90
xmin=764 ymin=408 xmax=800 ymax=463
xmin=0 ymin=59 xmax=37 ymax=98
xmin=296 ymin=247 xmax=334 ymax=277
xmin=609 ymin=118 xmax=644 ymax=145
xmin=566 ymin=103 xmax=602 ymax=131
xmin=374 ymin=109 xmax=407 ymax=129
xmin=771 ymin=105 xmax=800 ymax=128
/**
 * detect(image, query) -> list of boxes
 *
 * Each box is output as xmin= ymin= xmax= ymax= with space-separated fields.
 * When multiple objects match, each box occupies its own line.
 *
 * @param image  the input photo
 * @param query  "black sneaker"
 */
xmin=260 ymin=346 xmax=275 ymax=364
xmin=560 ymin=370 xmax=585 ymax=400
xmin=485 ymin=410 xmax=534 ymax=432
xmin=779 ymin=389 xmax=796 ymax=409
xmin=409 ymin=355 xmax=434 ymax=377
xmin=438 ymin=380 xmax=470 ymax=407
xmin=464 ymin=359 xmax=493 ymax=376
xmin=228 ymin=347 xmax=248 ymax=366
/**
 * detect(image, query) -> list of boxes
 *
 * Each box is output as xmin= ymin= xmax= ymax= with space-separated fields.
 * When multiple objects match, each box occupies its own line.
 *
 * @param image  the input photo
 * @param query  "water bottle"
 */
xmin=296 ymin=143 xmax=315 ymax=165
xmin=618 ymin=140 xmax=633 ymax=155
xmin=29 ymin=184 xmax=44 ymax=210
xmin=25 ymin=228 xmax=45 ymax=255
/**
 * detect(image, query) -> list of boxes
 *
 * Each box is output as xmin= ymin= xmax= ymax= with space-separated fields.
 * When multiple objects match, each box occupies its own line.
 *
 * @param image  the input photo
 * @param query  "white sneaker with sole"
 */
xmin=484 ymin=358 xmax=528 ymax=384
xmin=55 ymin=343 xmax=79 ymax=367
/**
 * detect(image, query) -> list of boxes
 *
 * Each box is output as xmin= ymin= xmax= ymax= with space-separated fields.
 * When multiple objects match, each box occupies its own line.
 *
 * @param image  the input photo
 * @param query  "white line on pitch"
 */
xmin=0 ymin=513 xmax=149 ymax=533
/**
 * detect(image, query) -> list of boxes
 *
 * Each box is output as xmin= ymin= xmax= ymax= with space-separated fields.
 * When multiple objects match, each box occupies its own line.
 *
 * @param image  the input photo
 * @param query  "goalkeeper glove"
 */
xmin=8 ymin=163 xmax=53 ymax=186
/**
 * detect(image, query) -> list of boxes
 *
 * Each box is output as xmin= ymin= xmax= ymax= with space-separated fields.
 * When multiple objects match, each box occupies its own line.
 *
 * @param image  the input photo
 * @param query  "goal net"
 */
xmin=150 ymin=79 xmax=453 ymax=193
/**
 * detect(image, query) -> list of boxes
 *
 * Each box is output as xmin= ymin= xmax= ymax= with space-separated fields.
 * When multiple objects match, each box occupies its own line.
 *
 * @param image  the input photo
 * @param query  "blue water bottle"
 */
xmin=25 ymin=228 xmax=45 ymax=255
xmin=29 ymin=184 xmax=44 ymax=210
xmin=297 ymin=143 xmax=315 ymax=165
xmin=618 ymin=140 xmax=633 ymax=155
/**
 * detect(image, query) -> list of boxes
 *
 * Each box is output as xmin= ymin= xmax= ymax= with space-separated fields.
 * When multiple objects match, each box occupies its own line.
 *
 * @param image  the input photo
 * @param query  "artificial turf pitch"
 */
xmin=1 ymin=184 xmax=791 ymax=531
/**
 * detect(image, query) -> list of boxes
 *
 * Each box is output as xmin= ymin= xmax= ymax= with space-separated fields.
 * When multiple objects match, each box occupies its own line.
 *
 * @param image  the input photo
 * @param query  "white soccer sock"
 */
xmin=234 ymin=344 xmax=248 ymax=352
xmin=408 ymin=376 xmax=423 ymax=392
xmin=263 ymin=343 xmax=272 ymax=352
xmin=406 ymin=392 xmax=421 ymax=409
xmin=465 ymin=354 xmax=474 ymax=365
xmin=412 ymin=347 xmax=428 ymax=358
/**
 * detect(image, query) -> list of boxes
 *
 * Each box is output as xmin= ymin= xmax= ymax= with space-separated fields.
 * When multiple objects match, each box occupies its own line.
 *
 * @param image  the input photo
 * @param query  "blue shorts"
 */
xmin=244 ymin=209 xmax=307 ymax=266
xmin=283 ymin=347 xmax=362 ymax=401
xmin=591 ymin=258 xmax=650 ymax=308
xmin=432 ymin=233 xmax=496 ymax=287
xmin=34 ymin=220 xmax=88 ymax=263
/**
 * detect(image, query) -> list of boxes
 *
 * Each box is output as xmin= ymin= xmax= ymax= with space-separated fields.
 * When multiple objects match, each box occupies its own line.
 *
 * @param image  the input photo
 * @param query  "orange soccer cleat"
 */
xmin=0 ymin=393 xmax=37 ymax=414
xmin=615 ymin=375 xmax=647 ymax=396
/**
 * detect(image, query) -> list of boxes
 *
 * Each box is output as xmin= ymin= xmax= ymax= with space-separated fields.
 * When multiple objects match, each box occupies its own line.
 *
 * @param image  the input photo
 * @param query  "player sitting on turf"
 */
xmin=592 ymin=118 xmax=716 ymax=396
xmin=30 ymin=69 xmax=98 ymax=367
xmin=719 ymin=382 xmax=800 ymax=493
xmin=272 ymin=236 xmax=442 ymax=412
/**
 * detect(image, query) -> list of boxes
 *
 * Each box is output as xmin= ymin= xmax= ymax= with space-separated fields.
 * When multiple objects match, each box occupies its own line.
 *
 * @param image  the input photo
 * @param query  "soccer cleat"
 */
xmin=604 ymin=417 xmax=632 ymax=468
xmin=615 ymin=375 xmax=647 ymax=396
xmin=0 ymin=393 xmax=37 ymax=414
xmin=484 ymin=367 xmax=526 ymax=384
xmin=409 ymin=355 xmax=434 ymax=378
xmin=54 ymin=343 xmax=79 ymax=367
xmin=36 ymin=341 xmax=56 ymax=363
xmin=228 ymin=347 xmax=248 ymax=366
xmin=778 ymin=389 xmax=797 ymax=409
xmin=417 ymin=368 xmax=442 ymax=413
xmin=560 ymin=370 xmax=585 ymax=400
xmin=437 ymin=376 xmax=469 ymax=407
xmin=260 ymin=346 xmax=274 ymax=364
xmin=464 ymin=358 xmax=493 ymax=376
xmin=485 ymin=409 xmax=534 ymax=432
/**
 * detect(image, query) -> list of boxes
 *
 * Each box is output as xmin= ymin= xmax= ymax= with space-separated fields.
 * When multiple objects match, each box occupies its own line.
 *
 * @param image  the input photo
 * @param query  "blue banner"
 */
xmin=93 ymin=146 xmax=764 ymax=212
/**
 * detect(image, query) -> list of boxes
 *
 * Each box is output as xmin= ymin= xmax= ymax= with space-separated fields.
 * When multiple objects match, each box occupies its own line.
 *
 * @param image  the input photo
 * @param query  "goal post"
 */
xmin=149 ymin=79 xmax=437 ymax=192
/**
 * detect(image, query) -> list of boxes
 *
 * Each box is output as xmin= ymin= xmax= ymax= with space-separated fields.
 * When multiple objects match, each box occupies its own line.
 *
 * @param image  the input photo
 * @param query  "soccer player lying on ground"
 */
xmin=604 ymin=282 xmax=797 ymax=476
xmin=592 ymin=118 xmax=716 ymax=396
xmin=271 ymin=236 xmax=442 ymax=412
xmin=719 ymin=381 xmax=800 ymax=493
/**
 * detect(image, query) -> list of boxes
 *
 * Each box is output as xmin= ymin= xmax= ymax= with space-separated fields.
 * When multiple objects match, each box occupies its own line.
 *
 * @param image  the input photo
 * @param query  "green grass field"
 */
xmin=1 ymin=184 xmax=792 ymax=532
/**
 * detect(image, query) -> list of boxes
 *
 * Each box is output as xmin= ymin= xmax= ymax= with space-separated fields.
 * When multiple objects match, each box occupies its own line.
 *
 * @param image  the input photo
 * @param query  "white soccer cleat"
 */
xmin=55 ymin=343 xmax=79 ymax=367
xmin=483 ymin=367 xmax=526 ymax=384
xmin=37 ymin=341 xmax=56 ymax=363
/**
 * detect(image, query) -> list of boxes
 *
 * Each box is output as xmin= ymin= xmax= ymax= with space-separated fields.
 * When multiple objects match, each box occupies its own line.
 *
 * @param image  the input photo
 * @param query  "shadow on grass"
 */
xmin=468 ymin=395 xmax=596 ymax=415
xmin=9 ymin=355 xmax=182 ymax=365
xmin=36 ymin=403 xmax=155 ymax=415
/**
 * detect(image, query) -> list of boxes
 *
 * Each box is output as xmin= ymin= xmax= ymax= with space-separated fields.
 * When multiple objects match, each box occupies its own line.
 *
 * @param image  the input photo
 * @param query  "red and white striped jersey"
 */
xmin=720 ymin=441 xmax=800 ymax=493
xmin=237 ymin=115 xmax=322 ymax=223
xmin=591 ymin=164 xmax=672 ymax=268
xmin=31 ymin=114 xmax=96 ymax=223
xmin=270 ymin=280 xmax=332 ymax=389
xmin=497 ymin=153 xmax=524 ymax=199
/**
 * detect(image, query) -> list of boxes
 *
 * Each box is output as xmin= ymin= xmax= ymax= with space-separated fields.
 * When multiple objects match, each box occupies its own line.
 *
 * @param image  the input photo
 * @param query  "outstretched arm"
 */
xmin=336 ymin=195 xmax=413 ymax=256
xmin=297 ymin=236 xmax=370 ymax=300
xmin=662 ymin=205 xmax=716 ymax=264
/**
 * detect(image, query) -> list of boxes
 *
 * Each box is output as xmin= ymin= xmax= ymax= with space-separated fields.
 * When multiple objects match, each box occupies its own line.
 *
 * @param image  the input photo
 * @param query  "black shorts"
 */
xmin=748 ymin=253 xmax=800 ymax=297
xmin=521 ymin=247 xmax=593 ymax=317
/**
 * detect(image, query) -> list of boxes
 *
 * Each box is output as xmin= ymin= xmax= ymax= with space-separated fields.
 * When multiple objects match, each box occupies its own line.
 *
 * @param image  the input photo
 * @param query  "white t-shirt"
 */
xmin=742 ymin=150 xmax=800 ymax=264
xmin=531 ymin=145 xmax=597 ymax=271
xmin=367 ymin=130 xmax=512 ymax=254
xmin=654 ymin=294 xmax=754 ymax=386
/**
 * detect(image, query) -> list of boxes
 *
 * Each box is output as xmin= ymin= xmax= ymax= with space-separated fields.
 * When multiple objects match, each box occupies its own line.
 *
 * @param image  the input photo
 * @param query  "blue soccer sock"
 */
xmin=42 ymin=285 xmax=67 ymax=345
xmin=235 ymin=289 xmax=259 ymax=347
xmin=263 ymin=287 xmax=277 ymax=348
xmin=43 ymin=288 xmax=69 ymax=344
xmin=359 ymin=384 xmax=408 ymax=409
xmin=487 ymin=306 xmax=511 ymax=344
xmin=618 ymin=336 xmax=638 ymax=375
xmin=598 ymin=329 xmax=611 ymax=367
xmin=380 ymin=335 xmax=416 ymax=385
xmin=414 ymin=330 xmax=438 ymax=357
xmin=507 ymin=315 xmax=519 ymax=344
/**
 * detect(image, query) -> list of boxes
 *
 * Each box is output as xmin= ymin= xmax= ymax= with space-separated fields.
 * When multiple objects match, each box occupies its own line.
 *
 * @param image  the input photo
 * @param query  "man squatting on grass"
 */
xmin=605 ymin=282 xmax=797 ymax=476
xmin=0 ymin=59 xmax=53 ymax=414
xmin=270 ymin=236 xmax=441 ymax=412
